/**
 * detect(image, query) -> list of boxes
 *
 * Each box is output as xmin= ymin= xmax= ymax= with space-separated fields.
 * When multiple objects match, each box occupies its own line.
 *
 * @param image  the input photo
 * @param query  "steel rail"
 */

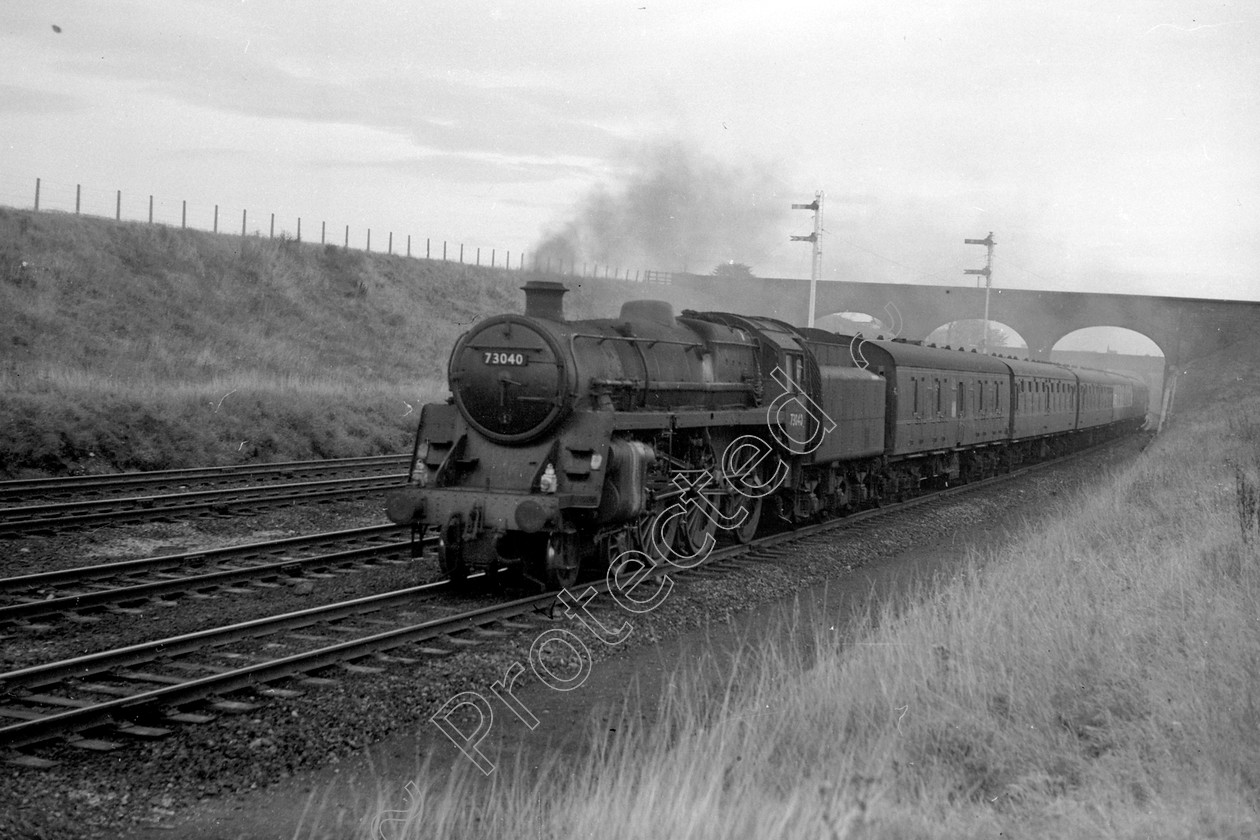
xmin=0 ymin=474 xmax=405 ymax=535
xmin=0 ymin=535 xmax=431 ymax=624
xmin=0 ymin=524 xmax=407 ymax=592
xmin=0 ymin=578 xmax=544 ymax=749
xmin=0 ymin=578 xmax=462 ymax=696
xmin=0 ymin=455 xmax=409 ymax=501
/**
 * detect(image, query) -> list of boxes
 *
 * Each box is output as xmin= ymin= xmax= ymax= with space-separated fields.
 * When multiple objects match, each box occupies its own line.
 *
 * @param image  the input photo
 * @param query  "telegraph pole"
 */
xmin=964 ymin=232 xmax=995 ymax=352
xmin=791 ymin=191 xmax=824 ymax=327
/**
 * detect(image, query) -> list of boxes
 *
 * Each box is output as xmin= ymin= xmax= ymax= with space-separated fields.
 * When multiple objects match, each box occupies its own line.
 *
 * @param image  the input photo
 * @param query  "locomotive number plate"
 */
xmin=483 ymin=351 xmax=527 ymax=366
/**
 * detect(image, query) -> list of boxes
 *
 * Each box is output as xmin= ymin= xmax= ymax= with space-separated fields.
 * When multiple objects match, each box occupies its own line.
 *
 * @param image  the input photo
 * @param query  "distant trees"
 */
xmin=711 ymin=262 xmax=755 ymax=281
xmin=925 ymin=319 xmax=1020 ymax=351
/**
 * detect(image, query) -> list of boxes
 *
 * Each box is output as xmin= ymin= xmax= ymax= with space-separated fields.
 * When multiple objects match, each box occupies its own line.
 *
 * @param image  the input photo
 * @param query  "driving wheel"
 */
xmin=720 ymin=490 xmax=763 ymax=544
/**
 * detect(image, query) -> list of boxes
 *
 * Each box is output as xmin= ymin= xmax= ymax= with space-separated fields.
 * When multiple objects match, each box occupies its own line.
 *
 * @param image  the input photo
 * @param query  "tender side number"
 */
xmin=483 ymin=351 xmax=526 ymax=366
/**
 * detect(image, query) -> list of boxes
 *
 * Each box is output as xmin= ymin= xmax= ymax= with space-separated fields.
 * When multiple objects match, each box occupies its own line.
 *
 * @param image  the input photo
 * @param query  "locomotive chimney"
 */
xmin=522 ymin=280 xmax=568 ymax=321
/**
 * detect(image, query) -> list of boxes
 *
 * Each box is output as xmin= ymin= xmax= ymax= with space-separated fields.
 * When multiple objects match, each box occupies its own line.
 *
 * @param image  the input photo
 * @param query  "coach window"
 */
xmin=958 ymin=381 xmax=966 ymax=417
xmin=936 ymin=378 xmax=943 ymax=416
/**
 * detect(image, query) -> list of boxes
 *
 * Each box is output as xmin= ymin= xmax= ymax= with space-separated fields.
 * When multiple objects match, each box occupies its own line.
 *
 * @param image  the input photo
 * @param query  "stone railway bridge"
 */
xmin=657 ymin=275 xmax=1258 ymax=373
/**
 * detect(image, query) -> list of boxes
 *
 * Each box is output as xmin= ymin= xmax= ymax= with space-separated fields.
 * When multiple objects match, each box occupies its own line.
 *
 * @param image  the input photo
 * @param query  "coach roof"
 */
xmin=842 ymin=335 xmax=1013 ymax=376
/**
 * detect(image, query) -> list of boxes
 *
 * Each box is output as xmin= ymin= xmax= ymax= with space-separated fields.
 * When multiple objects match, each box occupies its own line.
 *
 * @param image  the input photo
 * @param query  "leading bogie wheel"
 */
xmin=544 ymin=531 xmax=581 ymax=590
xmin=437 ymin=515 xmax=468 ymax=585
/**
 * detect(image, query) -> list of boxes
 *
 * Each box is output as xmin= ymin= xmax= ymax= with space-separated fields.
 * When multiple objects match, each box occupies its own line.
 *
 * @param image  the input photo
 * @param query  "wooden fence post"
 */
xmin=344 ymin=225 xmax=349 ymax=247
xmin=34 ymin=178 xmax=40 ymax=211
xmin=269 ymin=213 xmax=275 ymax=239
xmin=321 ymin=221 xmax=326 ymax=244
xmin=460 ymin=244 xmax=464 ymax=263
xmin=214 ymin=205 xmax=219 ymax=233
xmin=149 ymin=195 xmax=154 ymax=224
xmin=181 ymin=200 xmax=186 ymax=229
xmin=388 ymin=231 xmax=393 ymax=255
xmin=297 ymin=218 xmax=301 ymax=242
xmin=116 ymin=191 xmax=122 ymax=221
xmin=242 ymin=209 xmax=247 ymax=236
xmin=367 ymin=229 xmax=371 ymax=252
xmin=75 ymin=184 xmax=80 ymax=214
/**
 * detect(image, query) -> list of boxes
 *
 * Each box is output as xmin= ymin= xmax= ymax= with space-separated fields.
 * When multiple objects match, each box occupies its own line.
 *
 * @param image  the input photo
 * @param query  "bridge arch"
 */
xmin=924 ymin=318 xmax=1029 ymax=354
xmin=1051 ymin=327 xmax=1166 ymax=415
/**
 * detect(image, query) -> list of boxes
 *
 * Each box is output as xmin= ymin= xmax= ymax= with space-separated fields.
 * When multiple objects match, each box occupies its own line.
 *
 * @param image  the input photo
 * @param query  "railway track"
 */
xmin=0 ymin=455 xmax=409 ymax=504
xmin=0 ymin=463 xmax=408 ymax=536
xmin=0 ymin=436 xmax=1137 ymax=766
xmin=0 ymin=575 xmax=551 ymax=764
xmin=0 ymin=525 xmax=429 ymax=626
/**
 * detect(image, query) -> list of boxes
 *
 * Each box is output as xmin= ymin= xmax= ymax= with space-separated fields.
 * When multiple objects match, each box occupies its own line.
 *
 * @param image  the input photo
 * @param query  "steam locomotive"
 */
xmin=385 ymin=280 xmax=1148 ymax=588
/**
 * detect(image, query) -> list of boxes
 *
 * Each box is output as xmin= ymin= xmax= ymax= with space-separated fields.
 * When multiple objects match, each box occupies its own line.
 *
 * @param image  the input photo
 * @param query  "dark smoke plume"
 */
xmin=533 ymin=141 xmax=787 ymax=275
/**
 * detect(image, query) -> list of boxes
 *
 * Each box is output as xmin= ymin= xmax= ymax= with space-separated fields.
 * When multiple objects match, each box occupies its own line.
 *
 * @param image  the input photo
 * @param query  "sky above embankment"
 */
xmin=2 ymin=1 xmax=1257 ymax=319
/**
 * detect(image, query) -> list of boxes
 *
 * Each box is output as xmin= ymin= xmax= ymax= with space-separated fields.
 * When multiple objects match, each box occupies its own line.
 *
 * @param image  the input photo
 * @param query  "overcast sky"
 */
xmin=3 ymin=1 xmax=1257 ymax=349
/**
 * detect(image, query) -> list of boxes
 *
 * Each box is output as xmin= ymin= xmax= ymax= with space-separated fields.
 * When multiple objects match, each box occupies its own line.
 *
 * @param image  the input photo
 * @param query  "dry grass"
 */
xmin=0 ymin=207 xmax=533 ymax=474
xmin=357 ymin=396 xmax=1260 ymax=839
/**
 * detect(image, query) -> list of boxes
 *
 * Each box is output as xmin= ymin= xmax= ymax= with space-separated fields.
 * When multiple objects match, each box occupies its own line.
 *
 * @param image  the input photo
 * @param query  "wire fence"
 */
xmin=0 ymin=175 xmax=672 ymax=284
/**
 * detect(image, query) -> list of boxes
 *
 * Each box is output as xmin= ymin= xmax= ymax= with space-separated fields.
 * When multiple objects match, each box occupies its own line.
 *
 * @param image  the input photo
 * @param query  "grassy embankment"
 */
xmin=0 ymin=207 xmax=587 ymax=477
xmin=368 ymin=344 xmax=1260 ymax=839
